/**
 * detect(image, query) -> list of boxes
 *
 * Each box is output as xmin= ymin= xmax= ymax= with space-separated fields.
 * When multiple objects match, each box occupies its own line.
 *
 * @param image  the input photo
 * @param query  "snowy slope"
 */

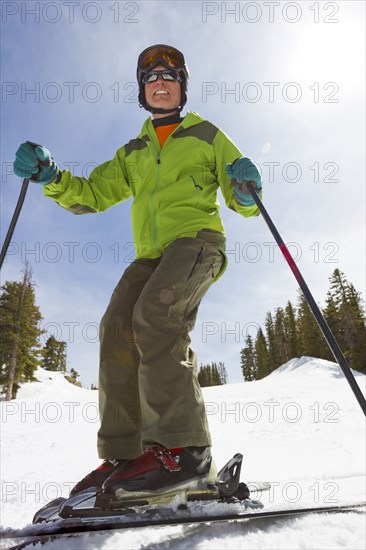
xmin=1 ymin=358 xmax=365 ymax=549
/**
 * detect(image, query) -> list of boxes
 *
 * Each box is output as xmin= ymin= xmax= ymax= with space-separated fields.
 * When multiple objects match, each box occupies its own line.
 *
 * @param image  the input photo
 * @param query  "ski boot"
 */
xmin=95 ymin=445 xmax=218 ymax=508
xmin=34 ymin=453 xmax=252 ymax=522
xmin=70 ymin=459 xmax=126 ymax=496
xmin=32 ymin=459 xmax=126 ymax=523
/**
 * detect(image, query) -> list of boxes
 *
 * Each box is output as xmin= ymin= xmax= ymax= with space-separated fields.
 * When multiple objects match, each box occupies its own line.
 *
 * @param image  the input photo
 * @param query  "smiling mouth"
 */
xmin=154 ymin=90 xmax=170 ymax=96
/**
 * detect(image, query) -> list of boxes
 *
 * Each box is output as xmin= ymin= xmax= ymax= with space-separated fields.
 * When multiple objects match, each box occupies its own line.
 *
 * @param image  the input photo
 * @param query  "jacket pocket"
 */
xmin=191 ymin=176 xmax=203 ymax=208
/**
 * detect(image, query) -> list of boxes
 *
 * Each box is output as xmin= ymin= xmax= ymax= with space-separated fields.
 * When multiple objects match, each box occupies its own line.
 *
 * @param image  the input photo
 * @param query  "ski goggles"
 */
xmin=141 ymin=69 xmax=182 ymax=84
xmin=138 ymin=45 xmax=185 ymax=72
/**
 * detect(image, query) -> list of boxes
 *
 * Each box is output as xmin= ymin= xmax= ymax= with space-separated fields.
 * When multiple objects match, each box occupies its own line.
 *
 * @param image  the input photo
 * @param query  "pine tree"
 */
xmin=0 ymin=265 xmax=43 ymax=400
xmin=240 ymin=335 xmax=257 ymax=381
xmin=65 ymin=367 xmax=82 ymax=387
xmin=40 ymin=335 xmax=67 ymax=372
xmin=323 ymin=292 xmax=342 ymax=362
xmin=254 ymin=327 xmax=270 ymax=379
xmin=264 ymin=311 xmax=279 ymax=372
xmin=218 ymin=362 xmax=228 ymax=384
xmin=284 ymin=300 xmax=299 ymax=358
xmin=239 ymin=268 xmax=366 ymax=380
xmin=198 ymin=364 xmax=210 ymax=387
xmin=342 ymin=283 xmax=366 ymax=372
xmin=211 ymin=362 xmax=222 ymax=385
xmin=70 ymin=368 xmax=79 ymax=382
xmin=198 ymin=362 xmax=227 ymax=387
xmin=296 ymin=291 xmax=327 ymax=359
xmin=324 ymin=269 xmax=366 ymax=372
xmin=324 ymin=269 xmax=349 ymax=352
xmin=274 ymin=307 xmax=289 ymax=366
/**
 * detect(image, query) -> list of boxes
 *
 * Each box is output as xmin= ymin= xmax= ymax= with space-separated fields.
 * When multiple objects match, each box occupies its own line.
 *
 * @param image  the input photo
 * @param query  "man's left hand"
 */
xmin=225 ymin=157 xmax=262 ymax=206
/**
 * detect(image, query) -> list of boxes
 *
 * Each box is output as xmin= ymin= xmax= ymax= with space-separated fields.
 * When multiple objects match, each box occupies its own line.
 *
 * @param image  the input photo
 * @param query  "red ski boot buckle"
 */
xmin=145 ymin=446 xmax=181 ymax=472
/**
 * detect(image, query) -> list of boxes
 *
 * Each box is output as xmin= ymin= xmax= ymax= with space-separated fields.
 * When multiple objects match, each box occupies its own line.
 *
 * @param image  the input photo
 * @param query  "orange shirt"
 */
xmin=154 ymin=122 xmax=181 ymax=148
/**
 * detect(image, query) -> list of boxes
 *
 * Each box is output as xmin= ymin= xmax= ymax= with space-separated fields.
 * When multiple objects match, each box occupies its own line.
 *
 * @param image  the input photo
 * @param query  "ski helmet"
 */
xmin=137 ymin=44 xmax=189 ymax=114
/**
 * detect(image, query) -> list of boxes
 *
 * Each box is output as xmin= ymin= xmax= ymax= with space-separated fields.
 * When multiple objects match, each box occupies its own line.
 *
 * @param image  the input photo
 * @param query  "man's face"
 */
xmin=144 ymin=64 xmax=181 ymax=113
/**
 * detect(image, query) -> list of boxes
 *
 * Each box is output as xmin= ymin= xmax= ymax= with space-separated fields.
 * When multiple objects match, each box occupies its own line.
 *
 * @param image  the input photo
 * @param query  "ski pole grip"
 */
xmin=26 ymin=140 xmax=52 ymax=167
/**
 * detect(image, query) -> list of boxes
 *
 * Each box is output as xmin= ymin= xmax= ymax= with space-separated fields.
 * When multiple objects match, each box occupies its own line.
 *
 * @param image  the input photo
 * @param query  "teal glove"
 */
xmin=14 ymin=142 xmax=59 ymax=185
xmin=225 ymin=157 xmax=262 ymax=206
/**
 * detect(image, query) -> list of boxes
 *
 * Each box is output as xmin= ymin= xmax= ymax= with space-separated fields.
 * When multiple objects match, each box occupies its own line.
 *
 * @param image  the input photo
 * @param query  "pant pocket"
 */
xmin=186 ymin=246 xmax=205 ymax=281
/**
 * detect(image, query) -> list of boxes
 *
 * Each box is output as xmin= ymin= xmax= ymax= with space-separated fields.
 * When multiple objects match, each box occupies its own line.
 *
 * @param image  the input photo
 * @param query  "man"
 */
xmin=14 ymin=44 xmax=262 ymax=504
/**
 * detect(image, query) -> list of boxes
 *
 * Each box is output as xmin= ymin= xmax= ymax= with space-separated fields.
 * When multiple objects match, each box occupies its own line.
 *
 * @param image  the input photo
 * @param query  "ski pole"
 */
xmin=247 ymin=182 xmax=366 ymax=417
xmin=0 ymin=142 xmax=51 ymax=271
xmin=0 ymin=178 xmax=30 ymax=270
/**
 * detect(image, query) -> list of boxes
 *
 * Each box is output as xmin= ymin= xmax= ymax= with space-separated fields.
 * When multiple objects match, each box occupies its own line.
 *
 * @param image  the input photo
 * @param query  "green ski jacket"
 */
xmin=43 ymin=111 xmax=260 ymax=260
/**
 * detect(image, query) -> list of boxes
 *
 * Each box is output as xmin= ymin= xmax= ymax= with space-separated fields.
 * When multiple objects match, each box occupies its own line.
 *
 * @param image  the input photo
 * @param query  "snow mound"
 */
xmin=15 ymin=366 xmax=91 ymax=401
xmin=1 ymin=356 xmax=365 ymax=548
xmin=268 ymin=356 xmax=365 ymax=380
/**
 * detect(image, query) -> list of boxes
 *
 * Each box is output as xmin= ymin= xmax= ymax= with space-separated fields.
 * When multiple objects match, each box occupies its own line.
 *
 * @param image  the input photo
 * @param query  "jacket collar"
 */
xmin=138 ymin=111 xmax=205 ymax=139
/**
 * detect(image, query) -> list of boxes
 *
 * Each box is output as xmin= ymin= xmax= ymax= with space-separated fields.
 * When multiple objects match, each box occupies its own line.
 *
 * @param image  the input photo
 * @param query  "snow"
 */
xmin=1 ymin=357 xmax=365 ymax=549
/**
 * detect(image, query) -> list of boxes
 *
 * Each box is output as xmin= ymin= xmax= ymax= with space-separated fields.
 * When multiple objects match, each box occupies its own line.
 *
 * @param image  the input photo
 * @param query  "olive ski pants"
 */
xmin=97 ymin=230 xmax=226 ymax=459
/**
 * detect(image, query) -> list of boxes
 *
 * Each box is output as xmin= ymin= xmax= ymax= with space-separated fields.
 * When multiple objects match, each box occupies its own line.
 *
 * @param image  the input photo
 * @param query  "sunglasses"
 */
xmin=142 ymin=70 xmax=182 ymax=84
xmin=138 ymin=45 xmax=185 ymax=72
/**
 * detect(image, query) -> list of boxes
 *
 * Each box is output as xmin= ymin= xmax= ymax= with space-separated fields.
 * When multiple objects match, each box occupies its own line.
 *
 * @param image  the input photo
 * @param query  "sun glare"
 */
xmin=287 ymin=15 xmax=364 ymax=89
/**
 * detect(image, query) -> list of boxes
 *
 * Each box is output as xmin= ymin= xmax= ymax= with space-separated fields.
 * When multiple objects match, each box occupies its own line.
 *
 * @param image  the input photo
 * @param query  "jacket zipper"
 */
xmin=148 ymin=123 xmax=183 ymax=256
xmin=147 ymin=126 xmax=161 ymax=256
xmin=151 ymin=154 xmax=160 ymax=255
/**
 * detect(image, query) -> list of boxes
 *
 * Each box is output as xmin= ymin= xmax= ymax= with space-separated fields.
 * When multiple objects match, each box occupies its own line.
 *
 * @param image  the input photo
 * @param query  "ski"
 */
xmin=3 ymin=501 xmax=365 ymax=550
xmin=2 ymin=454 xmax=364 ymax=549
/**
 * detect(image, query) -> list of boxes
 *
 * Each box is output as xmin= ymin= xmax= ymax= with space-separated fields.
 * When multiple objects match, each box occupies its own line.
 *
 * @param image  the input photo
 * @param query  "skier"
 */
xmin=13 ymin=44 xmax=262 ymax=505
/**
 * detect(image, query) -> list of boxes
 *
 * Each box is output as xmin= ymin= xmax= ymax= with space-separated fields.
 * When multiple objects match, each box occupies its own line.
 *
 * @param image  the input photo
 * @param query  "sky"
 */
xmin=1 ymin=1 xmax=365 ymax=388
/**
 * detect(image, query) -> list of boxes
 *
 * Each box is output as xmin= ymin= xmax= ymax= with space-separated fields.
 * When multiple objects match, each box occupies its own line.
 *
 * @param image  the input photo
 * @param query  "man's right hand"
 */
xmin=14 ymin=142 xmax=59 ymax=184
